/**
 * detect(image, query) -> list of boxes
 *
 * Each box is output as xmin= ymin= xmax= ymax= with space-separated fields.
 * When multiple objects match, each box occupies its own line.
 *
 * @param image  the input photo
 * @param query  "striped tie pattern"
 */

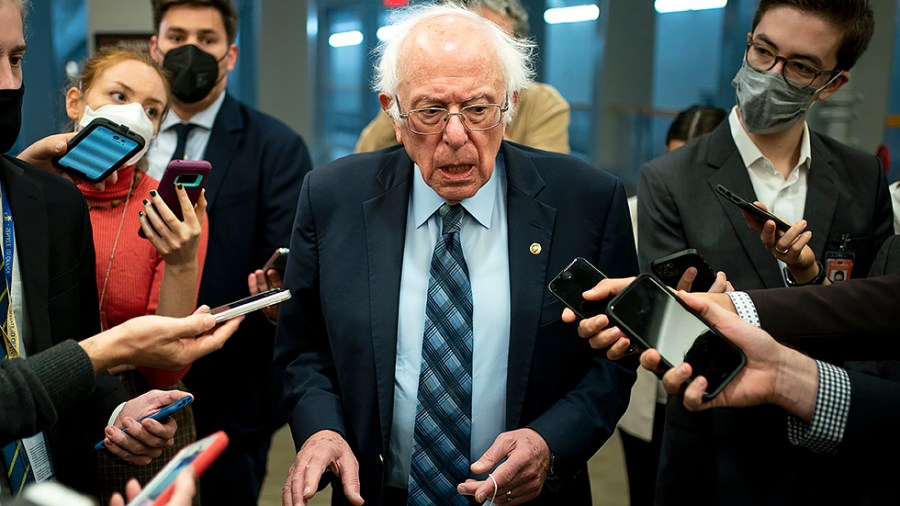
xmin=408 ymin=204 xmax=473 ymax=506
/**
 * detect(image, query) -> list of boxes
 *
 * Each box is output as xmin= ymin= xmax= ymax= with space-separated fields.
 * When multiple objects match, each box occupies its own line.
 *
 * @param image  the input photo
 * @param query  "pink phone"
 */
xmin=139 ymin=160 xmax=211 ymax=237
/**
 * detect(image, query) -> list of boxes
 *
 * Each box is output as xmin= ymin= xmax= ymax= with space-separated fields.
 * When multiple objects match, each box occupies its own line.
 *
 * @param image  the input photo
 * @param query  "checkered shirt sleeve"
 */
xmin=786 ymin=361 xmax=850 ymax=453
xmin=726 ymin=291 xmax=760 ymax=327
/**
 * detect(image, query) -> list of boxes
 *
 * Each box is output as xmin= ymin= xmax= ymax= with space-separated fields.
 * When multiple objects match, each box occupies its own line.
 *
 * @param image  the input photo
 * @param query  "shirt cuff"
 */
xmin=726 ymin=291 xmax=760 ymax=327
xmin=786 ymin=361 xmax=850 ymax=453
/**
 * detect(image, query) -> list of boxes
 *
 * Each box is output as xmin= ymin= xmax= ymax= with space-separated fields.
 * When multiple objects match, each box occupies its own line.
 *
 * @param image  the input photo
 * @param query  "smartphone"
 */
xmin=607 ymin=274 xmax=746 ymax=399
xmin=548 ymin=257 xmax=608 ymax=319
xmin=262 ymin=247 xmax=289 ymax=276
xmin=139 ymin=160 xmax=211 ymax=238
xmin=94 ymin=395 xmax=193 ymax=450
xmin=209 ymin=288 xmax=292 ymax=324
xmin=715 ymin=184 xmax=791 ymax=232
xmin=126 ymin=431 xmax=229 ymax=506
xmin=650 ymin=248 xmax=717 ymax=292
xmin=52 ymin=118 xmax=146 ymax=183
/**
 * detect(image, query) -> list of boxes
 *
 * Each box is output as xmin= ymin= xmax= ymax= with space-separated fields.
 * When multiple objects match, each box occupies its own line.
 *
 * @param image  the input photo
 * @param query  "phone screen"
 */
xmin=56 ymin=125 xmax=139 ymax=180
xmin=608 ymin=275 xmax=745 ymax=398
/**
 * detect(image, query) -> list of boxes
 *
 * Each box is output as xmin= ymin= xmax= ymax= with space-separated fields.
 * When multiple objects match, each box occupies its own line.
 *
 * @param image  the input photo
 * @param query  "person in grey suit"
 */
xmin=275 ymin=4 xmax=637 ymax=505
xmin=633 ymin=1 xmax=892 ymax=504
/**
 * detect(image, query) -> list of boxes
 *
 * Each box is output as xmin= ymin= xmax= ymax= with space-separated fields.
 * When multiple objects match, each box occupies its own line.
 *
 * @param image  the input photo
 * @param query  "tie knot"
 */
xmin=439 ymin=204 xmax=464 ymax=235
xmin=171 ymin=123 xmax=196 ymax=139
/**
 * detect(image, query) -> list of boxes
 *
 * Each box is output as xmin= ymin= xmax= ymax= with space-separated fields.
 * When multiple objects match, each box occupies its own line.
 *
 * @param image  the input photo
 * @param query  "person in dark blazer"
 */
xmin=632 ymin=2 xmax=892 ymax=504
xmin=275 ymin=4 xmax=637 ymax=506
xmin=145 ymin=1 xmax=313 ymax=502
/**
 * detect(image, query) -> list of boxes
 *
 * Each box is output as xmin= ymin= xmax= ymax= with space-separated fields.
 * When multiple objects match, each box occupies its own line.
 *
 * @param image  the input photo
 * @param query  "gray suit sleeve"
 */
xmin=637 ymin=162 xmax=689 ymax=272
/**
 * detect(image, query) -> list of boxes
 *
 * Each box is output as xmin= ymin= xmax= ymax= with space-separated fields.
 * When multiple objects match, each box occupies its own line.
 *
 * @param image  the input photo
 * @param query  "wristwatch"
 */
xmin=784 ymin=261 xmax=826 ymax=286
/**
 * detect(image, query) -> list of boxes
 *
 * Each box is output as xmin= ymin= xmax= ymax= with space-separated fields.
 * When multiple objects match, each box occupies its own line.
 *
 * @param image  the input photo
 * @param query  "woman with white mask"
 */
xmin=63 ymin=43 xmax=208 ymax=503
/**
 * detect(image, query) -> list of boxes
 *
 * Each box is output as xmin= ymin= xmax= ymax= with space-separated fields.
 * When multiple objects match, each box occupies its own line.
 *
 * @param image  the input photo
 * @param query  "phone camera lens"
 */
xmin=560 ymin=271 xmax=573 ymax=281
xmin=113 ymin=135 xmax=120 ymax=140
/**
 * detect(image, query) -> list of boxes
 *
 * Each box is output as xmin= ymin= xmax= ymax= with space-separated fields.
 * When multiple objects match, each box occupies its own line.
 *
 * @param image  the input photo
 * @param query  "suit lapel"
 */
xmin=202 ymin=94 xmax=243 ymax=210
xmin=803 ymin=134 xmax=839 ymax=258
xmin=363 ymin=149 xmax=413 ymax=449
xmin=501 ymin=143 xmax=555 ymax=428
xmin=706 ymin=125 xmax=784 ymax=287
xmin=1 ymin=158 xmax=51 ymax=353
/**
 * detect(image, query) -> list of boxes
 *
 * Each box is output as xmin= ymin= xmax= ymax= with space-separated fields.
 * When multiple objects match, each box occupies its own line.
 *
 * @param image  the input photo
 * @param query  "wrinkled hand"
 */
xmin=140 ymin=187 xmax=206 ymax=267
xmin=457 ymin=428 xmax=551 ymax=505
xmin=109 ymin=468 xmax=195 ymax=506
xmin=283 ymin=430 xmax=363 ymax=506
xmin=248 ymin=268 xmax=283 ymax=320
xmin=100 ymin=390 xmax=188 ymax=465
xmin=742 ymin=203 xmax=818 ymax=283
xmin=17 ymin=132 xmax=117 ymax=190
xmin=560 ymin=277 xmax=635 ymax=358
xmin=639 ymin=291 xmax=816 ymax=419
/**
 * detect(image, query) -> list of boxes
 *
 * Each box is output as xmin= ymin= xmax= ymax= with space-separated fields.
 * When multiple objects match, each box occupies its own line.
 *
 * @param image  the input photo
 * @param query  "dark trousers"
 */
xmin=620 ymin=403 xmax=666 ymax=506
xmin=198 ymin=435 xmax=272 ymax=505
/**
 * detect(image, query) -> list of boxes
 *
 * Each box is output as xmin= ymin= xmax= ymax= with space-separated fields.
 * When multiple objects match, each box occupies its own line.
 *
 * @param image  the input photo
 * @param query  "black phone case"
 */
xmin=650 ymin=248 xmax=717 ymax=292
xmin=53 ymin=118 xmax=145 ymax=183
xmin=715 ymin=184 xmax=791 ymax=232
xmin=548 ymin=257 xmax=608 ymax=318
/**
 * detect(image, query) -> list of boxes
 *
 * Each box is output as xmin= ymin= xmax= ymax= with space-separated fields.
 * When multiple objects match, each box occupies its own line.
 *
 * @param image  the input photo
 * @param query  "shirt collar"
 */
xmin=160 ymin=91 xmax=227 ymax=132
xmin=729 ymin=106 xmax=812 ymax=171
xmin=412 ymin=151 xmax=504 ymax=229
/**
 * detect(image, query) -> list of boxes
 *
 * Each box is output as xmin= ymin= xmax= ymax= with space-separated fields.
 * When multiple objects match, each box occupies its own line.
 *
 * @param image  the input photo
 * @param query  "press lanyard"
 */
xmin=0 ymin=179 xmax=19 ymax=358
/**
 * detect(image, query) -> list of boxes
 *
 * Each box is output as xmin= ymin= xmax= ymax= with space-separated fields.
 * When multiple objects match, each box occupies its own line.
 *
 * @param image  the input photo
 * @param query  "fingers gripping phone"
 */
xmin=715 ymin=184 xmax=791 ymax=232
xmin=209 ymin=288 xmax=292 ymax=324
xmin=650 ymin=248 xmax=717 ymax=292
xmin=94 ymin=395 xmax=193 ymax=450
xmin=139 ymin=160 xmax=211 ymax=238
xmin=126 ymin=431 xmax=229 ymax=506
xmin=52 ymin=118 xmax=146 ymax=183
xmin=607 ymin=274 xmax=746 ymax=399
xmin=548 ymin=257 xmax=608 ymax=318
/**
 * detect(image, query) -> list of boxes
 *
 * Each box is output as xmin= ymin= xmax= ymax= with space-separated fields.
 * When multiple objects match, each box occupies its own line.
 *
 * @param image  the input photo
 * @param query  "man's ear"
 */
xmin=816 ymin=71 xmax=849 ymax=102
xmin=224 ymin=43 xmax=239 ymax=73
xmin=149 ymin=35 xmax=162 ymax=61
xmin=379 ymin=93 xmax=404 ymax=145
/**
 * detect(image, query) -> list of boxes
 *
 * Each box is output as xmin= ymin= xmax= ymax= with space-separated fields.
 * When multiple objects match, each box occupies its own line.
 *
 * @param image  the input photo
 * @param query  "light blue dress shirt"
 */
xmin=386 ymin=154 xmax=511 ymax=488
xmin=144 ymin=91 xmax=227 ymax=180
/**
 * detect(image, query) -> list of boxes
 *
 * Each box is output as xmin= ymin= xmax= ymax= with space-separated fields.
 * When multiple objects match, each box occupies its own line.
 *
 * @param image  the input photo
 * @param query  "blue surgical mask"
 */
xmin=732 ymin=61 xmax=828 ymax=135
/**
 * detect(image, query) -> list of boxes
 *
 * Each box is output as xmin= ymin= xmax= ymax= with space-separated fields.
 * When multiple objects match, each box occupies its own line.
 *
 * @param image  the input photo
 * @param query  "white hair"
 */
xmin=373 ymin=2 xmax=535 ymax=123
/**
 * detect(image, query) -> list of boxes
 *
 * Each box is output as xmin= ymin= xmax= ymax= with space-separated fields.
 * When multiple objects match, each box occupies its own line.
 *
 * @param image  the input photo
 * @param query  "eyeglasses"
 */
xmin=396 ymin=95 xmax=509 ymax=135
xmin=745 ymin=41 xmax=841 ymax=91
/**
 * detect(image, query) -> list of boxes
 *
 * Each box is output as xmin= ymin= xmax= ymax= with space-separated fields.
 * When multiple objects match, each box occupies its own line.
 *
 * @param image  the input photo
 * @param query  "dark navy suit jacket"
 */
xmin=182 ymin=94 xmax=313 ymax=442
xmin=275 ymin=142 xmax=638 ymax=505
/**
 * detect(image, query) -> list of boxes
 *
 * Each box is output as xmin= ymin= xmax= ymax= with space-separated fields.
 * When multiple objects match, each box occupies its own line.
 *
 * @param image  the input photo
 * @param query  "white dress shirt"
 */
xmin=145 ymin=91 xmax=227 ymax=180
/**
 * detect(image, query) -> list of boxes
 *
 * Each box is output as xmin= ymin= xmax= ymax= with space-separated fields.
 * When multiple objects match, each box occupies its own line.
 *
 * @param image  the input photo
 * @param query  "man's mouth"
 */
xmin=440 ymin=164 xmax=474 ymax=176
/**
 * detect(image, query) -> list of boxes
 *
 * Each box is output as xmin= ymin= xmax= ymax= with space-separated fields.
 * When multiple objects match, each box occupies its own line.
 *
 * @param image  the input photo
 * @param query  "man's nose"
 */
xmin=442 ymin=113 xmax=469 ymax=146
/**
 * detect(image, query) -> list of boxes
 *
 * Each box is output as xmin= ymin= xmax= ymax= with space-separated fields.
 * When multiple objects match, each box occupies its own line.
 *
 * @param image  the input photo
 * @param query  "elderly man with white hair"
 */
xmin=275 ymin=4 xmax=638 ymax=505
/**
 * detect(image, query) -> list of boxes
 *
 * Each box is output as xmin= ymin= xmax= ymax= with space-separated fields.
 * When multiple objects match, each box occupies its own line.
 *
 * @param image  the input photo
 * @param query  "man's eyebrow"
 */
xmin=754 ymin=33 xmax=826 ymax=68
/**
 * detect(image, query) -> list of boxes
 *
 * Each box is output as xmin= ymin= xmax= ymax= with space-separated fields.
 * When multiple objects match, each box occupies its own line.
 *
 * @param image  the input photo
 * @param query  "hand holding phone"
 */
xmin=139 ymin=160 xmax=211 ymax=238
xmin=548 ymin=257 xmax=608 ymax=319
xmin=650 ymin=248 xmax=717 ymax=292
xmin=209 ymin=288 xmax=292 ymax=324
xmin=95 ymin=395 xmax=193 ymax=450
xmin=126 ymin=431 xmax=228 ymax=506
xmin=52 ymin=118 xmax=145 ymax=183
xmin=716 ymin=184 xmax=791 ymax=232
xmin=607 ymin=274 xmax=746 ymax=399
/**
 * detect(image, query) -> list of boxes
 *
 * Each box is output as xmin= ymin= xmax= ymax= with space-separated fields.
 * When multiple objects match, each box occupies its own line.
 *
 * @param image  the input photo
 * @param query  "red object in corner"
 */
xmin=384 ymin=0 xmax=408 ymax=6
xmin=877 ymin=143 xmax=891 ymax=175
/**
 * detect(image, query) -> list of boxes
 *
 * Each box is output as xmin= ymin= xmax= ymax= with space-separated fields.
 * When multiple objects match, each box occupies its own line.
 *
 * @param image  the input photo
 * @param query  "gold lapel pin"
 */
xmin=529 ymin=242 xmax=542 ymax=255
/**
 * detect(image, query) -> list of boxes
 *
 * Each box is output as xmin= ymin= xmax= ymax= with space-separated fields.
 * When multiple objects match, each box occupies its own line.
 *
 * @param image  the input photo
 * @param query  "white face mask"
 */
xmin=77 ymin=102 xmax=155 ymax=166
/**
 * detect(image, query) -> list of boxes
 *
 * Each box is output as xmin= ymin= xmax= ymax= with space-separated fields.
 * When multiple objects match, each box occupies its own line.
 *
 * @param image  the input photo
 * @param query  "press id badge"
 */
xmin=824 ymin=234 xmax=854 ymax=283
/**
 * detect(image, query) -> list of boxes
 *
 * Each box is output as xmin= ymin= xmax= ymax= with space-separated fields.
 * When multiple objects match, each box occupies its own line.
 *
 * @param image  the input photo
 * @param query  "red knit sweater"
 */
xmin=79 ymin=166 xmax=209 ymax=388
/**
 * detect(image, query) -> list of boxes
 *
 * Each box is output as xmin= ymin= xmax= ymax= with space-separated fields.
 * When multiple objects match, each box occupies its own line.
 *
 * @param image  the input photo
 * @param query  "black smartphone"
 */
xmin=650 ymin=248 xmax=717 ymax=292
xmin=52 ymin=117 xmax=146 ymax=183
xmin=607 ymin=274 xmax=746 ymax=399
xmin=548 ymin=257 xmax=608 ymax=319
xmin=94 ymin=395 xmax=193 ymax=450
xmin=715 ymin=184 xmax=791 ymax=232
xmin=262 ymin=247 xmax=289 ymax=276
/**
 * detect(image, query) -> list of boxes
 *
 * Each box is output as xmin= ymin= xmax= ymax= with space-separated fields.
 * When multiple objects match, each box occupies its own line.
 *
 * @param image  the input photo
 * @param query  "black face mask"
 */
xmin=161 ymin=45 xmax=224 ymax=103
xmin=0 ymin=84 xmax=23 ymax=154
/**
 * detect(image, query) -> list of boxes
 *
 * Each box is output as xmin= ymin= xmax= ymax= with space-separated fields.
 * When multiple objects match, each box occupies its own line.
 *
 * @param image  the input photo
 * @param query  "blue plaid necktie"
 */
xmin=408 ymin=204 xmax=473 ymax=506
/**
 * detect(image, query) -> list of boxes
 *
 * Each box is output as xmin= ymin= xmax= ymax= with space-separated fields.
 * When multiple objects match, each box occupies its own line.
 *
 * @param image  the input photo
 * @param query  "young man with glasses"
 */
xmin=274 ymin=4 xmax=638 ymax=505
xmin=635 ymin=1 xmax=893 ymax=504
